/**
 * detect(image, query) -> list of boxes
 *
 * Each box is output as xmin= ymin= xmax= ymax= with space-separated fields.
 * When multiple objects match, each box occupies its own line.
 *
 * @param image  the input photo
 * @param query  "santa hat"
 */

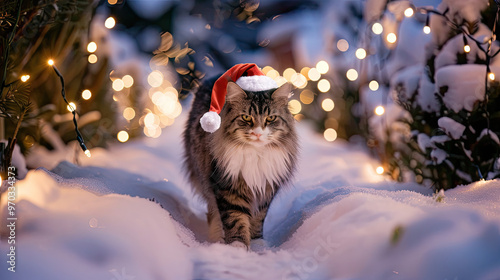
xmin=200 ymin=63 xmax=278 ymax=133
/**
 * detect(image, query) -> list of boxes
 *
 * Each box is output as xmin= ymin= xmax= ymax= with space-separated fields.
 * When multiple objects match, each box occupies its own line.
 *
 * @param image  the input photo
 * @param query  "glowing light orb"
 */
xmin=346 ymin=69 xmax=358 ymax=81
xmin=105 ymin=17 xmax=116 ymax=29
xmin=316 ymin=61 xmax=329 ymax=74
xmin=369 ymin=80 xmax=379 ymax=91
xmin=376 ymin=166 xmax=384 ymax=174
xmin=117 ymin=131 xmax=129 ymax=143
xmin=87 ymin=42 xmax=97 ymax=53
xmin=288 ymin=100 xmax=302 ymax=114
xmin=375 ymin=106 xmax=385 ymax=115
xmin=321 ymin=98 xmax=335 ymax=112
xmin=372 ymin=23 xmax=383 ymax=35
xmin=82 ymin=89 xmax=92 ymax=100
xmin=324 ymin=128 xmax=337 ymax=142
xmin=317 ymin=79 xmax=331 ymax=92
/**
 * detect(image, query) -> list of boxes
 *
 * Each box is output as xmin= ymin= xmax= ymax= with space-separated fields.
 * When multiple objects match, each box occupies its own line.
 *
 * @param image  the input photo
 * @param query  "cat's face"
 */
xmin=220 ymin=82 xmax=294 ymax=147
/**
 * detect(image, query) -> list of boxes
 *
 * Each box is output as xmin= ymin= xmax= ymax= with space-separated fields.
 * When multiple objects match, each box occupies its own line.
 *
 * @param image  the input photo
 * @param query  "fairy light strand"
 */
xmin=49 ymin=60 xmax=91 ymax=157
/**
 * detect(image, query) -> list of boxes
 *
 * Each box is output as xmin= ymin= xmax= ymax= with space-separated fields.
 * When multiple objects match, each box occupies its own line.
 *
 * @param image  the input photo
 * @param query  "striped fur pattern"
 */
xmin=183 ymin=77 xmax=298 ymax=248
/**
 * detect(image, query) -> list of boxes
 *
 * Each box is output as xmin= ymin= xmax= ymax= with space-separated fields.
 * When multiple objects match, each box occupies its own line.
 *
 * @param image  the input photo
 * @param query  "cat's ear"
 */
xmin=226 ymin=82 xmax=247 ymax=103
xmin=271 ymin=82 xmax=293 ymax=101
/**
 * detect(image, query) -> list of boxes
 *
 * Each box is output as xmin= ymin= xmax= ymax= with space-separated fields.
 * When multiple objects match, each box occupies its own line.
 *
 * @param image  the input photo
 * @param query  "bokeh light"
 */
xmin=308 ymin=68 xmax=321 ymax=81
xmin=117 ymin=131 xmax=129 ymax=142
xmin=387 ymin=33 xmax=397 ymax=44
xmin=346 ymin=69 xmax=358 ymax=81
xmin=123 ymin=107 xmax=136 ymax=120
xmin=317 ymin=79 xmax=331 ymax=92
xmin=316 ymin=61 xmax=329 ymax=74
xmin=369 ymin=80 xmax=379 ymax=91
xmin=82 ymin=89 xmax=92 ymax=100
xmin=87 ymin=42 xmax=97 ymax=53
xmin=355 ymin=48 xmax=367 ymax=59
xmin=105 ymin=17 xmax=116 ymax=29
xmin=337 ymin=39 xmax=349 ymax=52
xmin=321 ymin=98 xmax=335 ymax=112
xmin=288 ymin=100 xmax=302 ymax=114
xmin=148 ymin=71 xmax=164 ymax=87
xmin=324 ymin=128 xmax=338 ymax=142
xmin=372 ymin=23 xmax=383 ymax=35
xmin=88 ymin=54 xmax=98 ymax=64
xmin=375 ymin=106 xmax=385 ymax=115
xmin=112 ymin=79 xmax=124 ymax=91
xmin=300 ymin=89 xmax=315 ymax=104
xmin=122 ymin=75 xmax=134 ymax=88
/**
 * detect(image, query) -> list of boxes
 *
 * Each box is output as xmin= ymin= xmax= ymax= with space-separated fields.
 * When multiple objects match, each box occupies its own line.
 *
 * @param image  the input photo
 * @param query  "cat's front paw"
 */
xmin=229 ymin=241 xmax=248 ymax=250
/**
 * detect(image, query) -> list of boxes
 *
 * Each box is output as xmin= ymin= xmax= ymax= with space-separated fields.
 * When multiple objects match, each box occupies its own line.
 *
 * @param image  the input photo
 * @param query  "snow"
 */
xmin=438 ymin=116 xmax=466 ymax=140
xmin=2 ymin=113 xmax=500 ymax=279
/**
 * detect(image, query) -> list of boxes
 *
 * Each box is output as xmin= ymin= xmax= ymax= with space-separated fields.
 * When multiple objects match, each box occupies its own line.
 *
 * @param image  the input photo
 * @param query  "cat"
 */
xmin=183 ymin=75 xmax=299 ymax=249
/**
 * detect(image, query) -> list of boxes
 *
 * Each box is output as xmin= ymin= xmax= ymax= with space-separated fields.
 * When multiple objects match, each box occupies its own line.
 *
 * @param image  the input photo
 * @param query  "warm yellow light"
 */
xmin=283 ymin=68 xmax=296 ymax=82
xmin=112 ymin=79 xmax=124 ymax=91
xmin=108 ymin=0 xmax=117 ymax=4
xmin=372 ymin=22 xmax=383 ymax=35
xmin=123 ymin=107 xmax=136 ymax=120
xmin=337 ymin=39 xmax=349 ymax=52
xmin=321 ymin=98 xmax=335 ymax=112
xmin=299 ymin=89 xmax=314 ymax=104
xmin=262 ymin=66 xmax=273 ymax=75
xmin=369 ymin=80 xmax=379 ymax=91
xmin=317 ymin=79 xmax=331 ymax=92
xmin=324 ymin=128 xmax=337 ymax=142
xmin=355 ymin=48 xmax=367 ymax=59
xmin=122 ymin=75 xmax=134 ymax=88
xmin=288 ymin=100 xmax=302 ymax=114
xmin=291 ymin=73 xmax=307 ymax=88
xmin=105 ymin=17 xmax=116 ymax=29
xmin=375 ymin=105 xmax=385 ymax=115
xmin=88 ymin=54 xmax=98 ymax=64
xmin=148 ymin=71 xmax=164 ymax=87
xmin=346 ymin=69 xmax=359 ymax=81
xmin=87 ymin=42 xmax=97 ymax=53
xmin=266 ymin=69 xmax=279 ymax=79
xmin=464 ymin=45 xmax=471 ymax=53
xmin=48 ymin=59 xmax=54 ymax=66
xmin=82 ymin=89 xmax=92 ymax=100
xmin=308 ymin=68 xmax=321 ymax=81
xmin=117 ymin=130 xmax=129 ymax=143
xmin=489 ymin=72 xmax=495 ymax=81
xmin=67 ymin=102 xmax=76 ymax=112
xmin=376 ymin=166 xmax=384 ymax=174
xmin=404 ymin=7 xmax=414 ymax=17
xmin=300 ymin=67 xmax=311 ymax=79
xmin=20 ymin=75 xmax=30 ymax=82
xmin=85 ymin=149 xmax=91 ymax=157
xmin=316 ymin=61 xmax=329 ymax=74
xmin=387 ymin=33 xmax=397 ymax=44
xmin=423 ymin=26 xmax=431 ymax=34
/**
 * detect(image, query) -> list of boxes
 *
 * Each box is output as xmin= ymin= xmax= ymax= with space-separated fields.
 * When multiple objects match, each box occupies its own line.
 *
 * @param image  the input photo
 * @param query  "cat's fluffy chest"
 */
xmin=216 ymin=143 xmax=290 ymax=195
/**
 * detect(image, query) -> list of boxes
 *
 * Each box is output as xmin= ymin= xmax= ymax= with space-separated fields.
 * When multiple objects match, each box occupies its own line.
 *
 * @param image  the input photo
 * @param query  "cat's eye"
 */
xmin=242 ymin=114 xmax=252 ymax=122
xmin=266 ymin=115 xmax=277 ymax=122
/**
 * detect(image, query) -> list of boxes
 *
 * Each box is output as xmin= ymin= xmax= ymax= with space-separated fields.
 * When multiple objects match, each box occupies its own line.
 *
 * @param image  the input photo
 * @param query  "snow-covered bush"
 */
xmin=362 ymin=0 xmax=500 ymax=189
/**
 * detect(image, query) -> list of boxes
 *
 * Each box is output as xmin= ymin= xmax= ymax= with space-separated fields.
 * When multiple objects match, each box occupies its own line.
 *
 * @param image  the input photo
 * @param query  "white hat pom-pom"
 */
xmin=200 ymin=111 xmax=221 ymax=133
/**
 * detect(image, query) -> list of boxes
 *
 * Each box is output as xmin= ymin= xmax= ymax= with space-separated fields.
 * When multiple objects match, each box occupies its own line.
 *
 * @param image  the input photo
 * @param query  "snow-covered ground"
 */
xmin=1 ymin=113 xmax=500 ymax=280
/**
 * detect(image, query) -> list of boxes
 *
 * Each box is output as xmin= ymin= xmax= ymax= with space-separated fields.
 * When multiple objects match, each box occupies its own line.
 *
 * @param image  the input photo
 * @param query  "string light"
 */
xmin=376 ymin=166 xmax=384 ymax=175
xmin=489 ymin=72 xmax=495 ymax=81
xmin=20 ymin=75 xmax=30 ymax=82
xmin=386 ymin=33 xmax=397 ymax=43
xmin=48 ymin=59 xmax=90 ymax=157
xmin=88 ymin=54 xmax=98 ymax=64
xmin=117 ymin=131 xmax=129 ymax=143
xmin=105 ymin=17 xmax=116 ymax=29
xmin=404 ymin=7 xmax=414 ymax=17
xmin=372 ymin=22 xmax=383 ymax=35
xmin=423 ymin=14 xmax=431 ymax=34
xmin=283 ymin=68 xmax=296 ymax=81
xmin=148 ymin=71 xmax=164 ymax=87
xmin=369 ymin=80 xmax=379 ymax=91
xmin=67 ymin=102 xmax=76 ymax=112
xmin=463 ymin=35 xmax=470 ymax=53
xmin=375 ymin=106 xmax=385 ymax=115
xmin=355 ymin=48 xmax=367 ymax=59
xmin=87 ymin=42 xmax=97 ymax=53
xmin=346 ymin=69 xmax=358 ymax=81
xmin=82 ymin=89 xmax=92 ymax=100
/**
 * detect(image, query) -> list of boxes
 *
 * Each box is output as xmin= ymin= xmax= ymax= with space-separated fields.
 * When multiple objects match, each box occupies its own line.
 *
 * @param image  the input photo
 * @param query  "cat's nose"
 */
xmin=251 ymin=132 xmax=262 ymax=138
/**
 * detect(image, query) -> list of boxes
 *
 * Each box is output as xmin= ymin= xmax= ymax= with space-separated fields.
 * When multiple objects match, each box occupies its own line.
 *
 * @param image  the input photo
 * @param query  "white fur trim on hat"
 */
xmin=236 ymin=76 xmax=278 ymax=92
xmin=200 ymin=111 xmax=221 ymax=133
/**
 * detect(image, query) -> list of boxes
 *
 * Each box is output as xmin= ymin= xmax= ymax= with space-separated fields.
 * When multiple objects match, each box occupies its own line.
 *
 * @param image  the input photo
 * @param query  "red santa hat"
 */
xmin=200 ymin=63 xmax=278 ymax=133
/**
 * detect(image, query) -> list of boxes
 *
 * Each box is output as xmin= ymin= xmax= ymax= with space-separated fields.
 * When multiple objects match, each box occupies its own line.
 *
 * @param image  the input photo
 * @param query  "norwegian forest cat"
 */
xmin=183 ymin=75 xmax=298 ymax=249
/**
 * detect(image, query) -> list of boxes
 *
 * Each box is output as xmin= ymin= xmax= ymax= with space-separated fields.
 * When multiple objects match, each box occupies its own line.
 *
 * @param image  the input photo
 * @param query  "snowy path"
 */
xmin=1 ymin=115 xmax=500 ymax=280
